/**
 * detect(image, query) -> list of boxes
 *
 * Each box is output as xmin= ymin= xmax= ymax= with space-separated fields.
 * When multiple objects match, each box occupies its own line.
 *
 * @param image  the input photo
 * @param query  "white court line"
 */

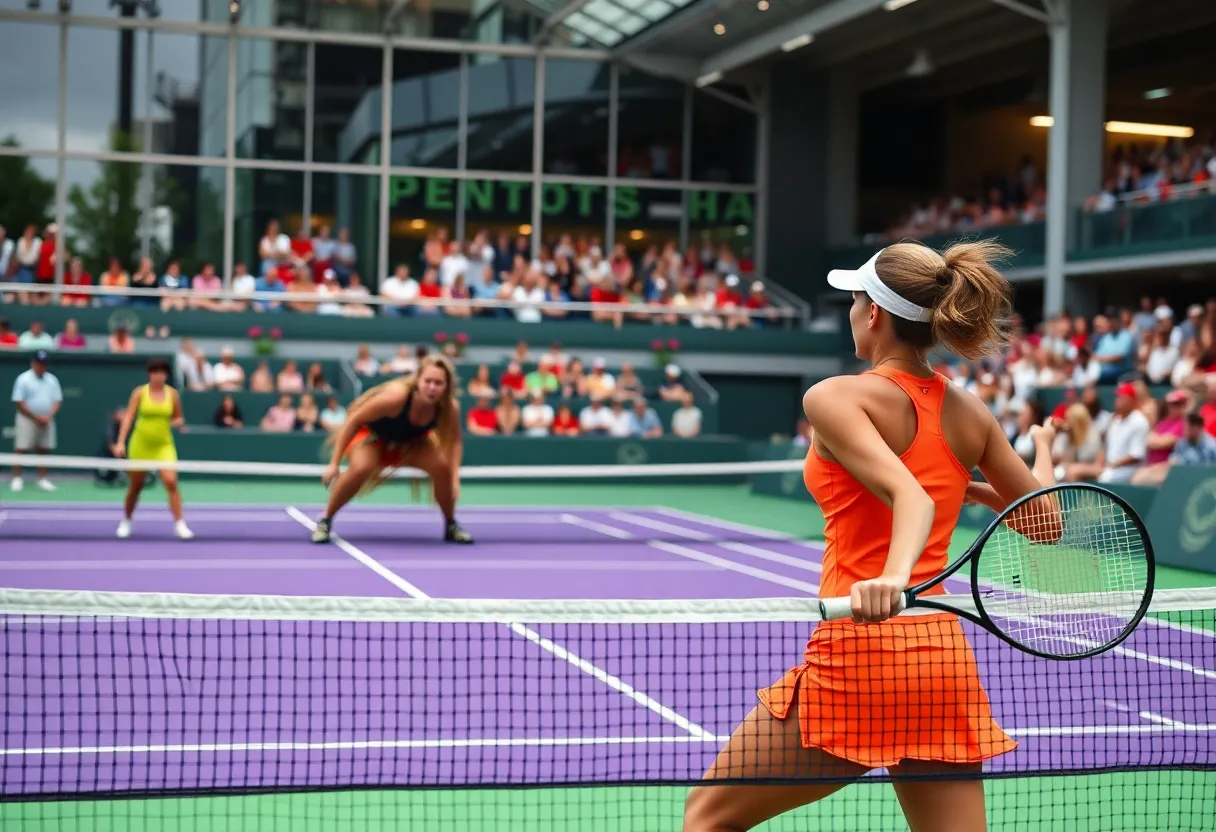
xmin=9 ymin=501 xmax=645 ymax=512
xmin=649 ymin=541 xmax=819 ymax=595
xmin=2 ymin=510 xmax=567 ymax=525
xmin=0 ymin=559 xmax=717 ymax=572
xmin=718 ymin=541 xmax=823 ymax=574
xmin=560 ymin=513 xmax=634 ymax=540
xmin=7 ymin=719 xmax=1214 ymax=758
xmin=284 ymin=506 xmax=715 ymax=741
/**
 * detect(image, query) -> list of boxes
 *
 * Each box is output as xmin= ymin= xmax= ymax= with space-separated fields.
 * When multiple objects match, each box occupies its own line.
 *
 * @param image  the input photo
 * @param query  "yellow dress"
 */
xmin=126 ymin=385 xmax=177 ymax=464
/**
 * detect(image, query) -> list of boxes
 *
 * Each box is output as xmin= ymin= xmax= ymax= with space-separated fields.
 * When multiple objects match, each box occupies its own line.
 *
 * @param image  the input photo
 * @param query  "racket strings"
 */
xmin=981 ymin=487 xmax=1149 ymax=658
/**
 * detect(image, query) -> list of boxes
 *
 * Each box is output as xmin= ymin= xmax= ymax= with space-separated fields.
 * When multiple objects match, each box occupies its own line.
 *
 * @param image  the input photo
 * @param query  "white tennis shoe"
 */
xmin=116 ymin=519 xmax=132 ymax=539
xmin=174 ymin=520 xmax=194 ymax=540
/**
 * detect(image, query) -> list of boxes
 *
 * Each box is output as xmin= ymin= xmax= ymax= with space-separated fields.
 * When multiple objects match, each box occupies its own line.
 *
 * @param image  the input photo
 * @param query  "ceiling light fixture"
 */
xmin=757 ymin=0 xmax=769 ymax=9
xmin=883 ymin=0 xmax=919 ymax=10
xmin=1030 ymin=116 xmax=1194 ymax=138
xmin=713 ymin=22 xmax=726 ymax=35
xmin=696 ymin=71 xmax=723 ymax=87
xmin=1143 ymin=88 xmax=1172 ymax=100
xmin=781 ymin=33 xmax=813 ymax=52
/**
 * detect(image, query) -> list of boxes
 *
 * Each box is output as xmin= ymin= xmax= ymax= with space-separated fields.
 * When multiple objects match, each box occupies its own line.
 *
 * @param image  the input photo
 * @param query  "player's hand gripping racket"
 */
xmin=818 ymin=483 xmax=1155 ymax=660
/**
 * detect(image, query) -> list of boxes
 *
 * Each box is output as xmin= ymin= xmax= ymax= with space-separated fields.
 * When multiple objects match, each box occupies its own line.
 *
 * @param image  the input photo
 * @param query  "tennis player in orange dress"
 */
xmin=683 ymin=240 xmax=1059 ymax=832
xmin=313 ymin=353 xmax=473 ymax=544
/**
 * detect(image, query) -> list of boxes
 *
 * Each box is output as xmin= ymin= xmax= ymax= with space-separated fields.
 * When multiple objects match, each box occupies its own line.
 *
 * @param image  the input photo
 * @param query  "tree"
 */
xmin=0 ymin=137 xmax=55 ymax=235
xmin=66 ymin=129 xmax=182 ymax=273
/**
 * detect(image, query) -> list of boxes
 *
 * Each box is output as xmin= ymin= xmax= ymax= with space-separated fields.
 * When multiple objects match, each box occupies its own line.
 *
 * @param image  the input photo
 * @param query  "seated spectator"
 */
xmin=524 ymin=355 xmax=560 ymax=395
xmin=213 ymin=348 xmax=246 ymax=390
xmin=745 ymin=281 xmax=779 ymax=327
xmin=213 ymin=395 xmax=244 ymax=429
xmin=95 ymin=258 xmax=130 ymax=306
xmin=1133 ymin=391 xmax=1193 ymax=485
xmin=579 ymin=397 xmax=614 ymax=436
xmin=791 ymin=418 xmax=810 ymax=446
xmin=253 ymin=270 xmax=286 ymax=313
xmin=129 ymin=258 xmax=159 ymax=308
xmin=380 ymin=265 xmax=419 ymax=315
xmin=521 ymin=391 xmax=554 ymax=437
xmin=1011 ymin=401 xmax=1046 ymax=465
xmin=541 ymin=281 xmax=569 ymax=319
xmin=108 ymin=324 xmax=135 ymax=354
xmin=585 ymin=358 xmax=616 ymax=399
xmin=466 ymin=396 xmax=498 ymax=436
xmin=1098 ymin=383 xmax=1150 ymax=484
xmin=382 ymin=345 xmax=417 ymax=376
xmin=560 ymin=358 xmax=587 ymax=398
xmin=260 ymin=394 xmax=297 ymax=432
xmin=286 ymin=273 xmax=318 ymax=314
xmin=413 ymin=268 xmax=443 ymax=316
xmin=295 ymin=393 xmax=320 ymax=432
xmin=342 ymin=273 xmax=375 ymax=318
xmin=627 ymin=398 xmax=663 ymax=438
xmin=1200 ymin=384 xmax=1216 ymax=436
xmin=320 ymin=395 xmax=347 ymax=432
xmin=606 ymin=399 xmax=632 ymax=438
xmin=315 ymin=269 xmax=345 ymax=316
xmin=259 ymin=219 xmax=291 ymax=279
xmin=62 ymin=257 xmax=92 ymax=307
xmin=353 ymin=344 xmax=379 ymax=377
xmin=277 ymin=360 xmax=305 ymax=394
xmin=499 ymin=361 xmax=526 ymax=396
xmin=332 ymin=228 xmax=357 ymax=282
xmin=249 ymin=360 xmax=274 ymax=392
xmin=1051 ymin=402 xmax=1104 ymax=482
xmin=553 ymin=404 xmax=579 ymax=436
xmin=658 ymin=364 xmax=686 ymax=402
xmin=18 ymin=321 xmax=55 ymax=351
xmin=512 ymin=269 xmax=546 ymax=324
xmin=231 ymin=262 xmax=257 ymax=312
xmin=467 ymin=364 xmax=495 ymax=398
xmin=615 ymin=363 xmax=644 ymax=401
xmin=496 ymin=390 xmax=521 ymax=436
xmin=1142 ymin=329 xmax=1179 ymax=385
xmin=545 ymin=342 xmax=569 ymax=372
xmin=0 ymin=318 xmax=17 ymax=349
xmin=1170 ymin=413 xmax=1216 ymax=465
xmin=1092 ymin=315 xmax=1134 ymax=383
xmin=190 ymin=263 xmax=228 ymax=312
xmin=671 ymin=392 xmax=703 ymax=439
xmin=57 ymin=318 xmax=86 ymax=350
xmin=306 ymin=362 xmax=332 ymax=393
xmin=185 ymin=352 xmax=215 ymax=391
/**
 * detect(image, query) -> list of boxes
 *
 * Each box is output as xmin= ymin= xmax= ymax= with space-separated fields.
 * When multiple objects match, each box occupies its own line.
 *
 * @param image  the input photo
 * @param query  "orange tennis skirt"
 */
xmin=757 ymin=615 xmax=1017 ymax=768
xmin=345 ymin=427 xmax=432 ymax=468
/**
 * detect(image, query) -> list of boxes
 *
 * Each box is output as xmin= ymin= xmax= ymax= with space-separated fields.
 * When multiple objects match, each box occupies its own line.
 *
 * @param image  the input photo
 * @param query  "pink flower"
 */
xmin=650 ymin=339 xmax=664 ymax=351
xmin=667 ymin=338 xmax=681 ymax=351
xmin=455 ymin=332 xmax=469 ymax=345
xmin=248 ymin=326 xmax=263 ymax=339
xmin=270 ymin=327 xmax=282 ymax=340
xmin=435 ymin=332 xmax=449 ymax=343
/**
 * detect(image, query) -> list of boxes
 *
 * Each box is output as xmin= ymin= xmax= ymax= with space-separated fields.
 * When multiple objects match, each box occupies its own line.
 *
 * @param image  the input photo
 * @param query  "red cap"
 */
xmin=1166 ymin=389 xmax=1190 ymax=404
xmin=1115 ymin=382 xmax=1138 ymax=399
xmin=1051 ymin=403 xmax=1070 ymax=420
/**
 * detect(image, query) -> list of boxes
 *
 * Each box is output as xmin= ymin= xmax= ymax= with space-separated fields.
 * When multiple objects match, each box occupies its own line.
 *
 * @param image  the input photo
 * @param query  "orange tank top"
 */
xmin=805 ymin=367 xmax=972 ymax=600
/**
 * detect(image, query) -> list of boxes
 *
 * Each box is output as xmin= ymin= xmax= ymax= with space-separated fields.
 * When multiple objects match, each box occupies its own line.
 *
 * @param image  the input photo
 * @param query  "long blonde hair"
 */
xmin=1064 ymin=402 xmax=1092 ymax=450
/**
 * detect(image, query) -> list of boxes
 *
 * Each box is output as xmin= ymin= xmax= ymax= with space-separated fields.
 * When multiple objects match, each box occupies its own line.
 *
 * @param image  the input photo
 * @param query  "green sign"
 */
xmin=387 ymin=176 xmax=754 ymax=226
xmin=1149 ymin=466 xmax=1216 ymax=574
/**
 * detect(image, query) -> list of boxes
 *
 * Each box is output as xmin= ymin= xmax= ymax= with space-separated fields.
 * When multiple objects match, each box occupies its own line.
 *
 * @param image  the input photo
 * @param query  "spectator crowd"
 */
xmin=0 ymin=219 xmax=781 ymax=330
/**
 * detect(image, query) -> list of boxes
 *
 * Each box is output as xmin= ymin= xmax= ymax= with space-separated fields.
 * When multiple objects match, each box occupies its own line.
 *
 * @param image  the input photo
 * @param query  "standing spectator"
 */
xmin=18 ymin=321 xmax=55 ymax=351
xmin=1098 ymin=383 xmax=1150 ymax=484
xmin=258 ymin=219 xmax=291 ymax=279
xmin=32 ymin=223 xmax=61 ymax=306
xmin=213 ymin=348 xmax=246 ymax=391
xmin=289 ymin=225 xmax=315 ymax=281
xmin=466 ymin=396 xmax=498 ymax=436
xmin=1170 ymin=413 xmax=1216 ymax=466
xmin=671 ymin=392 xmax=703 ymax=439
xmin=56 ymin=319 xmax=87 ymax=350
xmin=320 ymin=395 xmax=347 ymax=432
xmin=521 ymin=391 xmax=555 ymax=436
xmin=312 ymin=225 xmax=335 ymax=283
xmin=0 ymin=225 xmax=13 ymax=287
xmin=331 ymin=228 xmax=357 ymax=283
xmin=627 ymin=398 xmax=663 ymax=438
xmin=61 ymin=257 xmax=92 ymax=307
xmin=13 ymin=224 xmax=41 ymax=304
xmin=553 ymin=404 xmax=579 ymax=436
xmin=260 ymin=394 xmax=297 ymax=432
xmin=159 ymin=260 xmax=190 ymax=311
xmin=213 ymin=395 xmax=244 ymax=429
xmin=10 ymin=350 xmax=62 ymax=492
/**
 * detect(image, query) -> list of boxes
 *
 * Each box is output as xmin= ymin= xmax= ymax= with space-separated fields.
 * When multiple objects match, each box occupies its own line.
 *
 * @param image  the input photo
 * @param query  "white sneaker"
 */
xmin=174 ymin=520 xmax=194 ymax=540
xmin=116 ymin=519 xmax=132 ymax=539
xmin=36 ymin=478 xmax=55 ymax=492
xmin=10 ymin=477 xmax=23 ymax=492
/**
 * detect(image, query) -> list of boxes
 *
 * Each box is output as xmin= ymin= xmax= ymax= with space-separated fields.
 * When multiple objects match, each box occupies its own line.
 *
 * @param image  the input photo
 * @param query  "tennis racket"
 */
xmin=818 ymin=482 xmax=1155 ymax=660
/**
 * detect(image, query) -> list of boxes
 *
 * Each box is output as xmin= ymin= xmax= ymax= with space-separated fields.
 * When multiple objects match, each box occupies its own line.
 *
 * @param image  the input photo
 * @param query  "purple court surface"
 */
xmin=2 ymin=503 xmax=1213 ymax=796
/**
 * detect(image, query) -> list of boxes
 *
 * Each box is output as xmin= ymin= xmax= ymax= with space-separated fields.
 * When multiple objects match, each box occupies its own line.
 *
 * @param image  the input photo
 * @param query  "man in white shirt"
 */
xmin=315 ymin=269 xmax=345 ymax=316
xmin=671 ymin=392 xmax=703 ymax=438
xmin=380 ymin=265 xmax=419 ymax=316
xmin=18 ymin=321 xmax=55 ymax=351
xmin=606 ymin=400 xmax=632 ymax=438
xmin=212 ymin=347 xmax=246 ymax=391
xmin=230 ymin=262 xmax=257 ymax=311
xmin=520 ymin=391 xmax=555 ymax=437
xmin=578 ymin=398 xmax=615 ymax=436
xmin=512 ymin=269 xmax=547 ymax=324
xmin=11 ymin=350 xmax=62 ymax=492
xmin=438 ymin=242 xmax=470 ymax=289
xmin=1098 ymin=383 xmax=1150 ymax=484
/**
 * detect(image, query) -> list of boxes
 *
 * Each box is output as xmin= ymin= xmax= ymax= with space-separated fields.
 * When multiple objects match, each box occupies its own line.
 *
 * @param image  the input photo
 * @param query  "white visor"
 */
xmin=826 ymin=248 xmax=933 ymax=323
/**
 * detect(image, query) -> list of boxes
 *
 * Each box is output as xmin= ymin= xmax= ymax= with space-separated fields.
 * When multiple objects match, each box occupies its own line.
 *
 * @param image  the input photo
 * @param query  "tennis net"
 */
xmin=2 ymin=587 xmax=1213 ymax=831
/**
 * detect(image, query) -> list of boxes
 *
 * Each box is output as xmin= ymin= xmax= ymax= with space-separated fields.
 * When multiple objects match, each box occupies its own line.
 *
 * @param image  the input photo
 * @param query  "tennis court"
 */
xmin=2 ymin=473 xmax=1214 ymax=830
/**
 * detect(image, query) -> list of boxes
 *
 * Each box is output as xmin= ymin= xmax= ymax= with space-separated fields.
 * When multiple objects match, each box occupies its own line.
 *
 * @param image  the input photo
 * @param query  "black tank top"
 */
xmin=366 ymin=388 xmax=438 ymax=443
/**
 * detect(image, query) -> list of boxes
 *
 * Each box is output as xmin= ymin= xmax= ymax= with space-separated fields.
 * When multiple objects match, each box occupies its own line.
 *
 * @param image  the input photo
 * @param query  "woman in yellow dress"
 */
xmin=111 ymin=357 xmax=193 ymax=539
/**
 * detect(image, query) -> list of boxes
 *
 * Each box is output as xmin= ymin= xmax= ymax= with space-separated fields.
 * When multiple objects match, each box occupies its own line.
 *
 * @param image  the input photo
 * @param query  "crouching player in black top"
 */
xmin=313 ymin=353 xmax=473 ymax=545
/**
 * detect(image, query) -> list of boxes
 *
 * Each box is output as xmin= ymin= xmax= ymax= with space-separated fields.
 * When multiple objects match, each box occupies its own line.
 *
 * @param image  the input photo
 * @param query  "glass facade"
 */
xmin=0 ymin=6 xmax=761 ymax=289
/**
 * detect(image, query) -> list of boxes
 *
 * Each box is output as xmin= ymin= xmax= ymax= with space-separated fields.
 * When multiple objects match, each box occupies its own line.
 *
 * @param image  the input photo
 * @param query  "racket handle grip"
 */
xmin=818 ymin=593 xmax=910 ymax=621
